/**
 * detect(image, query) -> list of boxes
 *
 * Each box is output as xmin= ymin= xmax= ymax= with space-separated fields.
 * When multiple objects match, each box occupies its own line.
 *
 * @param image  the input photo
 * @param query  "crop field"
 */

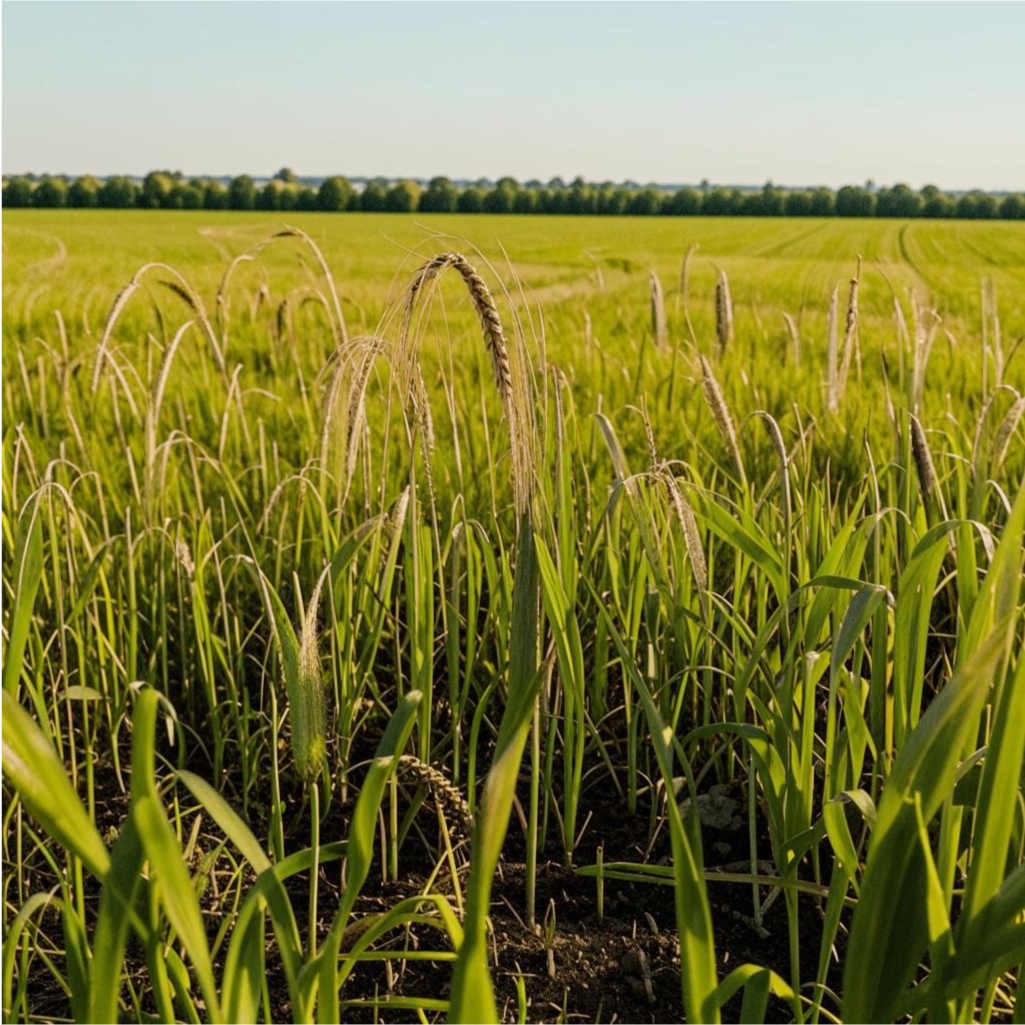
xmin=2 ymin=210 xmax=1025 ymax=1024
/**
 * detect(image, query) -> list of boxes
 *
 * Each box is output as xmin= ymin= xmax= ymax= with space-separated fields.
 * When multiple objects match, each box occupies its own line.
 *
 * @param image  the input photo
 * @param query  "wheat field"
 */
xmin=3 ymin=210 xmax=1024 ymax=1024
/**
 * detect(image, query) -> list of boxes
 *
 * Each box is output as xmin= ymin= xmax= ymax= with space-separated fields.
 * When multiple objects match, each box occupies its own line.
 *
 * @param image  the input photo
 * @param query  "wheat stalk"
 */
xmin=836 ymin=263 xmax=861 ymax=401
xmin=649 ymin=271 xmax=667 ymax=349
xmin=398 ymin=755 xmax=472 ymax=833
xmin=991 ymin=394 xmax=1025 ymax=472
xmin=715 ymin=268 xmax=734 ymax=356
xmin=825 ymin=282 xmax=840 ymax=411
xmin=275 ymin=225 xmax=348 ymax=346
xmin=295 ymin=565 xmax=330 ymax=781
xmin=402 ymin=251 xmax=534 ymax=515
xmin=699 ymin=355 xmax=746 ymax=485
xmin=406 ymin=252 xmax=513 ymax=402
xmin=92 ymin=262 xmax=226 ymax=394
xmin=661 ymin=471 xmax=708 ymax=607
xmin=782 ymin=312 xmax=801 ymax=366
xmin=678 ymin=242 xmax=699 ymax=316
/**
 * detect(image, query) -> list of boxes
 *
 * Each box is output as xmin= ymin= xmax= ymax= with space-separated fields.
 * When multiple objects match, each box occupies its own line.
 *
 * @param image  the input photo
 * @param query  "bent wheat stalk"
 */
xmin=398 ymin=253 xmax=540 ymax=1023
xmin=92 ymin=263 xmax=225 ymax=392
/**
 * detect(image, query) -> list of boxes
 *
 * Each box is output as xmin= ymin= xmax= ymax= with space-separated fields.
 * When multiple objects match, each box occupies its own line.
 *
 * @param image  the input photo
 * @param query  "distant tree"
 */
xmin=98 ymin=176 xmax=139 ymax=208
xmin=228 ymin=175 xmax=256 ymax=211
xmin=257 ymin=182 xmax=281 ymax=211
xmin=608 ymin=188 xmax=632 ymax=216
xmin=920 ymin=185 xmax=951 ymax=219
xmin=664 ymin=187 xmax=701 ymax=215
xmin=766 ymin=183 xmax=786 ymax=216
xmin=483 ymin=179 xmax=517 ymax=214
xmin=955 ymin=194 xmax=976 ymax=219
xmin=2 ymin=176 xmax=34 ymax=207
xmin=274 ymin=167 xmax=298 ymax=183
xmin=172 ymin=182 xmax=204 ymax=209
xmin=295 ymin=187 xmax=319 ymax=212
xmin=161 ymin=185 xmax=185 ymax=210
xmin=592 ymin=186 xmax=613 ymax=215
xmin=419 ymin=176 xmax=458 ymax=213
xmin=32 ymin=177 xmax=67 ymax=208
xmin=626 ymin=189 xmax=661 ymax=216
xmin=974 ymin=193 xmax=998 ymax=219
xmin=276 ymin=185 xmax=298 ymax=212
xmin=999 ymin=194 xmax=1025 ymax=220
xmin=202 ymin=180 xmax=228 ymax=210
xmin=512 ymin=188 xmax=537 ymax=214
xmin=809 ymin=187 xmax=835 ymax=216
xmin=139 ymin=171 xmax=176 ymax=209
xmin=701 ymin=188 xmax=731 ymax=216
xmin=876 ymin=183 xmax=921 ymax=218
xmin=319 ymin=176 xmax=354 ymax=212
xmin=457 ymin=186 xmax=485 ymax=213
xmin=547 ymin=176 xmax=566 ymax=190
xmin=784 ymin=191 xmax=813 ymax=217
xmin=538 ymin=188 xmax=567 ymax=215
xmin=738 ymin=192 xmax=762 ymax=216
xmin=359 ymin=179 xmax=388 ymax=212
xmin=385 ymin=180 xmax=420 ymax=212
xmin=955 ymin=191 xmax=998 ymax=220
xmin=835 ymin=185 xmax=875 ymax=217
xmin=67 ymin=175 xmax=100 ymax=208
xmin=565 ymin=177 xmax=596 ymax=215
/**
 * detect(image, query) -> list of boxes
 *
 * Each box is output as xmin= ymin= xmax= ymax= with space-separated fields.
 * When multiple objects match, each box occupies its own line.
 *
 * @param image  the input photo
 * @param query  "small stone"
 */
xmin=680 ymin=785 xmax=741 ymax=831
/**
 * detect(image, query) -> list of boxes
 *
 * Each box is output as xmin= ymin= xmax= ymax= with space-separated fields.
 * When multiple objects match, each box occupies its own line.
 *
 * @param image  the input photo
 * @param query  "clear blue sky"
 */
xmin=3 ymin=2 xmax=1023 ymax=190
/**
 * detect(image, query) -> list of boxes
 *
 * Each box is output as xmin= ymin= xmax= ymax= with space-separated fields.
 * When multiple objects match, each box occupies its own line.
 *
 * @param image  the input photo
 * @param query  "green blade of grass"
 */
xmin=842 ymin=621 xmax=1012 ymax=1023
xmin=1 ymin=691 xmax=110 ymax=880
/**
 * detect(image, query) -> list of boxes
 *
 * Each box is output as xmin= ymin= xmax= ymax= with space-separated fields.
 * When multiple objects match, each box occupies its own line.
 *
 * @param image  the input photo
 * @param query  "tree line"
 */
xmin=4 ymin=168 xmax=1024 ymax=220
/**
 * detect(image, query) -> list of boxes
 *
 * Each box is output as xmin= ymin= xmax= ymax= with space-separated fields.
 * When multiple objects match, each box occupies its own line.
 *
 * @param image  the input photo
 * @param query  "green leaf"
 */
xmin=317 ymin=689 xmax=422 ymax=1023
xmin=3 ymin=496 xmax=44 ymax=695
xmin=89 ymin=813 xmax=146 ymax=1024
xmin=1 ymin=691 xmax=110 ymax=879
xmin=3 ymin=891 xmax=59 ymax=1015
xmin=842 ymin=622 xmax=1012 ymax=1023
xmin=449 ymin=520 xmax=540 ymax=1024
xmin=131 ymin=690 xmax=223 ymax=1024
xmin=959 ymin=481 xmax=1025 ymax=928
xmin=176 ymin=769 xmax=271 ymax=874
xmin=595 ymin=588 xmax=720 ymax=1024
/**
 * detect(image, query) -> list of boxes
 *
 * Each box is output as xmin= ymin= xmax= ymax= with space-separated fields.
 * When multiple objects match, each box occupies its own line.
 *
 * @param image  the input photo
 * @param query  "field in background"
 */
xmin=3 ymin=211 xmax=1024 ymax=1024
xmin=6 ymin=212 xmax=1025 ymax=325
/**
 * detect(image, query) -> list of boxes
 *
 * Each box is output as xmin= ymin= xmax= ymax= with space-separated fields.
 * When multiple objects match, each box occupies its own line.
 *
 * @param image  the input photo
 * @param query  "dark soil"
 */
xmin=11 ymin=749 xmax=847 ymax=1024
xmin=314 ymin=782 xmax=846 ymax=1024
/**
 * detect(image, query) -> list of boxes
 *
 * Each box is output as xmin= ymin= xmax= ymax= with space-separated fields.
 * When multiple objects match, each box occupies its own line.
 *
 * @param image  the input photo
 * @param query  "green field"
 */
xmin=3 ymin=211 xmax=1024 ymax=1024
xmin=6 ymin=211 xmax=1025 ymax=330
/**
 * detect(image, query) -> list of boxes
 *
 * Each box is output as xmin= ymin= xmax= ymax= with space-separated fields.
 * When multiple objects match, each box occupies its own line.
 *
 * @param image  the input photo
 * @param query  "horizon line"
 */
xmin=2 ymin=170 xmax=1021 ymax=198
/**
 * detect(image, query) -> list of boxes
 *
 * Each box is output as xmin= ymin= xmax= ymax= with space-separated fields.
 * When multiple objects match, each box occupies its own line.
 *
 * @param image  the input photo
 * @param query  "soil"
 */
xmin=12 ymin=746 xmax=847 ymax=1025
xmin=290 ymin=782 xmax=846 ymax=1024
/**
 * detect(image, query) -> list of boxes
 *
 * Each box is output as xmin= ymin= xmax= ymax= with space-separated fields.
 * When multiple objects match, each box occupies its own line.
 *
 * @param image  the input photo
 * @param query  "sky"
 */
xmin=3 ymin=2 xmax=1024 ymax=191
